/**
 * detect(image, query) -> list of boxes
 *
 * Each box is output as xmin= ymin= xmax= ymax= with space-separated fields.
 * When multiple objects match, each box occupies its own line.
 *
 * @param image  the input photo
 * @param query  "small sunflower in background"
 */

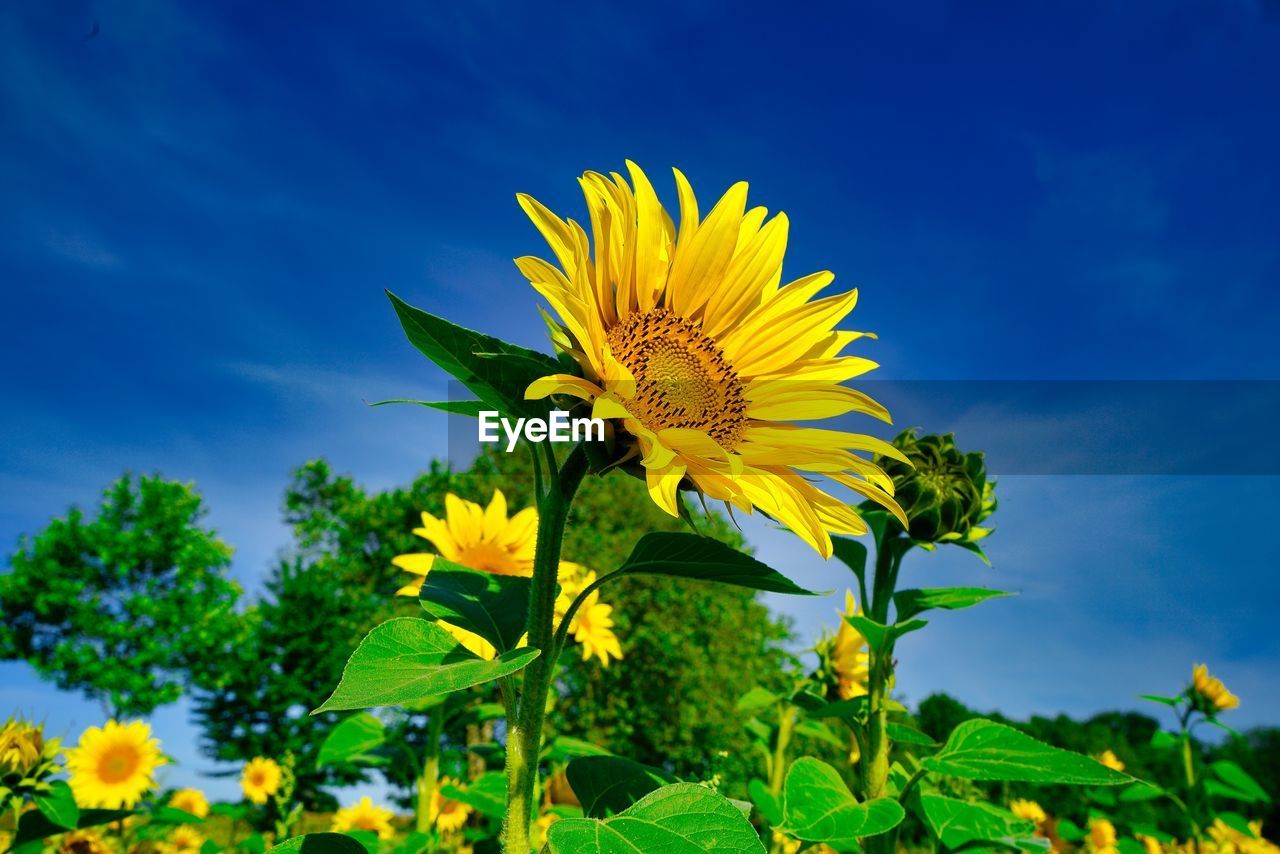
xmin=168 ymin=787 xmax=210 ymax=818
xmin=331 ymin=796 xmax=396 ymax=840
xmin=167 ymin=825 xmax=207 ymax=853
xmin=1097 ymin=749 xmax=1126 ymax=772
xmin=1191 ymin=663 xmax=1240 ymax=712
xmin=393 ymin=491 xmax=623 ymax=666
xmin=815 ymin=591 xmax=870 ymax=701
xmin=1009 ymin=798 xmax=1047 ymax=826
xmin=240 ymin=756 xmax=282 ymax=805
xmin=429 ymin=777 xmax=473 ymax=834
xmin=1089 ymin=818 xmax=1119 ymax=854
xmin=66 ymin=720 xmax=165 ymax=808
xmin=517 ymin=162 xmax=906 ymax=557
xmin=56 ymin=829 xmax=110 ymax=854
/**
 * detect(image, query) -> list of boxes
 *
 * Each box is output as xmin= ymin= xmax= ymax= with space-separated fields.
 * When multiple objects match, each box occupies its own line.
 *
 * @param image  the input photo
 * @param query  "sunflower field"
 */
xmin=2 ymin=164 xmax=1276 ymax=854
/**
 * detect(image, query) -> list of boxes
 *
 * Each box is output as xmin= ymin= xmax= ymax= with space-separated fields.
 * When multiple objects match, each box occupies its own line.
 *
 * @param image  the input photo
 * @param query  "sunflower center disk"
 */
xmin=606 ymin=307 xmax=747 ymax=449
xmin=98 ymin=747 xmax=139 ymax=783
xmin=457 ymin=542 xmax=521 ymax=575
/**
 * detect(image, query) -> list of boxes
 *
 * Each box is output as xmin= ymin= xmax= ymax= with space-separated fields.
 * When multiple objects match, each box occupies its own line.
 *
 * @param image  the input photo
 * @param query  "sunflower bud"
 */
xmin=875 ymin=429 xmax=996 ymax=546
xmin=0 ymin=716 xmax=46 ymax=776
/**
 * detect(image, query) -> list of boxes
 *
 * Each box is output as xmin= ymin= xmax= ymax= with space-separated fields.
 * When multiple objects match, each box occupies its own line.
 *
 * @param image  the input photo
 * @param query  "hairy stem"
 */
xmin=502 ymin=444 xmax=588 ymax=853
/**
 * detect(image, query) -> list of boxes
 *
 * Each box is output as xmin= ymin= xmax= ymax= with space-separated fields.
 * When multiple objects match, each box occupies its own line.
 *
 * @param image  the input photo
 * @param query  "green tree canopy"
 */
xmin=0 ymin=474 xmax=241 ymax=718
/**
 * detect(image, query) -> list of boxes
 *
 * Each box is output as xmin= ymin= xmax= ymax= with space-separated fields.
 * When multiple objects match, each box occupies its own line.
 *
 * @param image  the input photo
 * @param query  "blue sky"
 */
xmin=2 ymin=1 xmax=1278 ymax=802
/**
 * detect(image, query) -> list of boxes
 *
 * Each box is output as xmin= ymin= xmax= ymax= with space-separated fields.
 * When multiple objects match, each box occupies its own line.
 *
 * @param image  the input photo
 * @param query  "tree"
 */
xmin=190 ymin=448 xmax=795 ymax=804
xmin=0 ymin=474 xmax=241 ymax=718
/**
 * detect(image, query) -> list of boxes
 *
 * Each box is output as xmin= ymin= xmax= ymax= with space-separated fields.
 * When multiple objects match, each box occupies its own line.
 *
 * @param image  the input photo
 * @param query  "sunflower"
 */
xmin=1090 ymin=818 xmax=1119 ymax=854
xmin=57 ymin=829 xmax=110 ymax=854
xmin=1192 ymin=663 xmax=1240 ymax=711
xmin=393 ymin=490 xmax=536 ymax=596
xmin=516 ymin=162 xmax=907 ymax=557
xmin=429 ymin=777 xmax=473 ymax=834
xmin=240 ymin=756 xmax=282 ymax=805
xmin=553 ymin=563 xmax=623 ymax=666
xmin=168 ymin=788 xmax=210 ymax=818
xmin=1098 ymin=749 xmax=1125 ymax=772
xmin=66 ymin=720 xmax=165 ymax=809
xmin=331 ymin=796 xmax=396 ymax=840
xmin=169 ymin=826 xmax=206 ymax=853
xmin=393 ymin=492 xmax=623 ymax=665
xmin=0 ymin=717 xmax=46 ymax=775
xmin=1009 ymin=799 xmax=1047 ymax=826
xmin=814 ymin=592 xmax=870 ymax=702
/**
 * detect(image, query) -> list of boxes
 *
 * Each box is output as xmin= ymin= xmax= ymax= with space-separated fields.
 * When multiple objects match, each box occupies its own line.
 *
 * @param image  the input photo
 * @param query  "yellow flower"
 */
xmin=518 ymin=162 xmax=907 ymax=558
xmin=771 ymin=830 xmax=803 ymax=854
xmin=1207 ymin=818 xmax=1280 ymax=854
xmin=1090 ymin=818 xmax=1119 ymax=854
xmin=1138 ymin=835 xmax=1164 ymax=854
xmin=1098 ymin=750 xmax=1126 ymax=772
xmin=168 ymin=788 xmax=210 ymax=818
xmin=0 ymin=717 xmax=46 ymax=775
xmin=66 ymin=720 xmax=165 ymax=809
xmin=395 ymin=494 xmax=623 ymax=665
xmin=393 ymin=490 xmax=536 ymax=596
xmin=169 ymin=826 xmax=206 ymax=853
xmin=429 ymin=777 xmax=473 ymax=834
xmin=554 ymin=563 xmax=623 ymax=667
xmin=1192 ymin=664 xmax=1240 ymax=711
xmin=331 ymin=796 xmax=396 ymax=840
xmin=240 ymin=756 xmax=282 ymax=805
xmin=58 ymin=829 xmax=110 ymax=854
xmin=830 ymin=591 xmax=870 ymax=700
xmin=1010 ymin=799 xmax=1047 ymax=825
xmin=534 ymin=812 xmax=561 ymax=849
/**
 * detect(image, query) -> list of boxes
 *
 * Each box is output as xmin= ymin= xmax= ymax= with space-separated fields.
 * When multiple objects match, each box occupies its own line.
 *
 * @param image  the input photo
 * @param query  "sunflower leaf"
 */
xmin=545 ymin=782 xmax=765 ymax=853
xmin=440 ymin=772 xmax=507 ymax=819
xmin=12 ymin=808 xmax=134 ymax=849
xmin=316 ymin=713 xmax=387 ymax=769
xmin=923 ymin=719 xmax=1134 ymax=784
xmin=366 ymin=398 xmax=487 ymax=417
xmin=268 ymin=833 xmax=369 ymax=853
xmin=566 ymin=755 xmax=679 ymax=818
xmin=32 ymin=780 xmax=79 ymax=830
xmin=910 ymin=793 xmax=1035 ymax=849
xmin=387 ymin=290 xmax=560 ymax=419
xmin=780 ymin=757 xmax=905 ymax=843
xmin=614 ymin=532 xmax=820 ymax=595
xmin=893 ymin=587 xmax=1014 ymax=621
xmin=312 ymin=618 xmax=539 ymax=713
xmin=417 ymin=561 xmax=532 ymax=653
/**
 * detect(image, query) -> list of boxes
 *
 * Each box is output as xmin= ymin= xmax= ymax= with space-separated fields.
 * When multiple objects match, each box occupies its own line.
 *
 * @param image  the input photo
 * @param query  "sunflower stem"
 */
xmin=415 ymin=709 xmax=445 ymax=834
xmin=503 ymin=443 xmax=588 ymax=853
xmin=862 ymin=533 xmax=906 ymax=854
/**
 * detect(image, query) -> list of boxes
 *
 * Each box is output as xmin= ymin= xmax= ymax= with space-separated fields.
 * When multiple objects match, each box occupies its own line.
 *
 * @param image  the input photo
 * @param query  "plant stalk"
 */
xmin=502 ymin=444 xmax=588 ymax=853
xmin=416 ymin=709 xmax=446 ymax=834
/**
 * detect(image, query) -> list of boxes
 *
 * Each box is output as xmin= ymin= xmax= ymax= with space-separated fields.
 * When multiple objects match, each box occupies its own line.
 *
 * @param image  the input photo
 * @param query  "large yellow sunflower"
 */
xmin=392 ymin=490 xmax=536 ymax=596
xmin=66 ymin=720 xmax=165 ymax=809
xmin=240 ymin=756 xmax=282 ymax=805
xmin=331 ymin=796 xmax=397 ymax=840
xmin=517 ymin=162 xmax=908 ymax=557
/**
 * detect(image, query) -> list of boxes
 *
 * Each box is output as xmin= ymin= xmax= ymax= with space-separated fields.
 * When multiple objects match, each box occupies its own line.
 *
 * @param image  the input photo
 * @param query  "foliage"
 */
xmin=0 ymin=474 xmax=241 ymax=717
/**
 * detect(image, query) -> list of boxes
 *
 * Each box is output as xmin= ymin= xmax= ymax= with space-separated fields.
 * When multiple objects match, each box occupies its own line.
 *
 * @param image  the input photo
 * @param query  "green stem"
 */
xmin=416 ymin=710 xmax=446 ymax=834
xmin=769 ymin=705 xmax=797 ymax=795
xmin=862 ymin=535 xmax=906 ymax=854
xmin=503 ymin=444 xmax=589 ymax=853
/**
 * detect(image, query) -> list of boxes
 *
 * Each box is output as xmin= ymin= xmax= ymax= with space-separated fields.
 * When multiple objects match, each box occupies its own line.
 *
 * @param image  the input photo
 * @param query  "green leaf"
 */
xmin=893 ymin=587 xmax=1013 ymax=621
xmin=831 ymin=536 xmax=869 ymax=588
xmin=268 ymin=833 xmax=370 ymax=853
xmin=780 ymin=757 xmax=906 ymax=843
xmin=1209 ymin=761 xmax=1270 ymax=803
xmin=1139 ymin=694 xmax=1182 ymax=708
xmin=923 ymin=720 xmax=1133 ymax=785
xmin=1055 ymin=818 xmax=1085 ymax=842
xmin=614 ymin=532 xmax=820 ymax=595
xmin=149 ymin=806 xmax=210 ymax=825
xmin=312 ymin=618 xmax=540 ymax=713
xmin=912 ymin=793 xmax=1035 ymax=849
xmin=33 ymin=780 xmax=79 ymax=830
xmin=316 ymin=712 xmax=387 ymax=768
xmin=417 ymin=562 xmax=532 ymax=653
xmin=847 ymin=614 xmax=928 ymax=651
xmin=735 ymin=686 xmax=781 ymax=715
xmin=387 ymin=290 xmax=561 ymax=419
xmin=544 ymin=735 xmax=613 ymax=761
xmin=794 ymin=718 xmax=847 ymax=748
xmin=12 ymin=808 xmax=133 ymax=849
xmin=1117 ymin=783 xmax=1165 ymax=803
xmin=545 ymin=782 xmax=765 ymax=853
xmin=566 ymin=755 xmax=679 ymax=818
xmin=1150 ymin=730 xmax=1179 ymax=750
xmin=441 ymin=772 xmax=507 ymax=819
xmin=1214 ymin=812 xmax=1259 ymax=838
xmin=366 ymin=398 xmax=487 ymax=416
xmin=748 ymin=778 xmax=783 ymax=825
xmin=887 ymin=722 xmax=939 ymax=747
